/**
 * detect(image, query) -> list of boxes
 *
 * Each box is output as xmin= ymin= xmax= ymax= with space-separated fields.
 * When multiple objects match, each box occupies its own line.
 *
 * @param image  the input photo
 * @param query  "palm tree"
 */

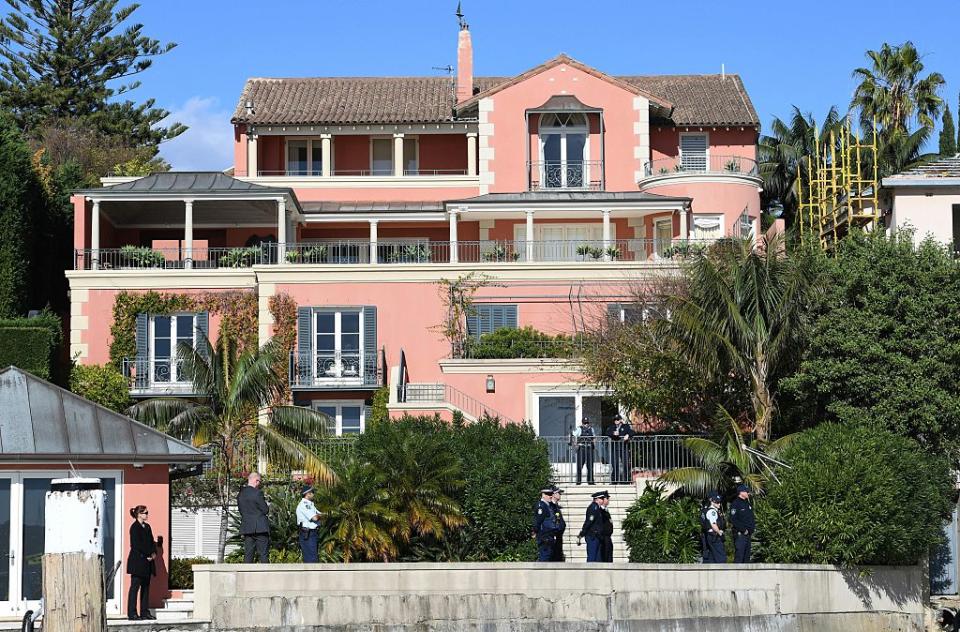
xmin=758 ymin=106 xmax=841 ymax=226
xmin=313 ymin=458 xmax=402 ymax=562
xmin=659 ymin=409 xmax=797 ymax=499
xmin=358 ymin=419 xmax=466 ymax=547
xmin=850 ymin=41 xmax=944 ymax=175
xmin=662 ymin=235 xmax=822 ymax=441
xmin=128 ymin=334 xmax=334 ymax=562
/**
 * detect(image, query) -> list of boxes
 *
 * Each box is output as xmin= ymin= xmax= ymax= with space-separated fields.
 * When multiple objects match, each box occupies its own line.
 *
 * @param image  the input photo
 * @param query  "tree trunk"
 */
xmin=217 ymin=466 xmax=231 ymax=563
xmin=753 ymin=380 xmax=773 ymax=442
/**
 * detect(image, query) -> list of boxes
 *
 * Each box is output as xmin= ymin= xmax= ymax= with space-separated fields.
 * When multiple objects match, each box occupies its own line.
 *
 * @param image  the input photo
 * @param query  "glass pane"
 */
xmin=315 ymin=313 xmax=335 ymax=335
xmin=311 ymin=144 xmax=323 ymax=176
xmin=176 ymin=315 xmax=194 ymax=343
xmin=287 ymin=141 xmax=308 ymax=175
xmin=22 ymin=478 xmax=53 ymax=601
xmin=542 ymin=135 xmax=561 ymax=188
xmin=538 ymin=396 xmax=576 ymax=437
xmin=341 ymin=312 xmax=360 ymax=334
xmin=565 ymin=134 xmax=586 ymax=187
xmin=341 ymin=334 xmax=360 ymax=352
xmin=372 ymin=139 xmax=392 ymax=176
xmin=316 ymin=406 xmax=337 ymax=434
xmin=403 ymin=138 xmax=417 ymax=174
xmin=0 ymin=479 xmax=9 ymax=601
xmin=316 ymin=335 xmax=335 ymax=353
xmin=542 ymin=135 xmax=561 ymax=163
xmin=341 ymin=407 xmax=362 ymax=434
xmin=153 ymin=316 xmax=170 ymax=339
xmin=102 ymin=479 xmax=115 ymax=593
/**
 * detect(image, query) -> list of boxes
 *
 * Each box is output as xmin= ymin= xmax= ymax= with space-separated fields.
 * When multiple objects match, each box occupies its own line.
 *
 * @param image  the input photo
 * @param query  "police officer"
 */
xmin=296 ymin=485 xmax=321 ymax=563
xmin=730 ymin=484 xmax=756 ymax=563
xmin=700 ymin=493 xmax=726 ymax=563
xmin=532 ymin=486 xmax=563 ymax=562
xmin=549 ymin=485 xmax=567 ymax=562
xmin=605 ymin=414 xmax=634 ymax=484
xmin=599 ymin=491 xmax=615 ymax=562
xmin=572 ymin=418 xmax=596 ymax=485
xmin=578 ymin=490 xmax=611 ymax=562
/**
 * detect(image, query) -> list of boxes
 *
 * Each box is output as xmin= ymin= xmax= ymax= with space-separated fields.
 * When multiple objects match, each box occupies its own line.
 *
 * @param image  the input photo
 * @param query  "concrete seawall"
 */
xmin=193 ymin=562 xmax=926 ymax=631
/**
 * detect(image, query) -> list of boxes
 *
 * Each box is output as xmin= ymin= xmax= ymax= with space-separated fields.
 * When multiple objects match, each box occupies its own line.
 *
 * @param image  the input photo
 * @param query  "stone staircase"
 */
xmin=154 ymin=590 xmax=195 ymax=622
xmin=557 ymin=483 xmax=639 ymax=562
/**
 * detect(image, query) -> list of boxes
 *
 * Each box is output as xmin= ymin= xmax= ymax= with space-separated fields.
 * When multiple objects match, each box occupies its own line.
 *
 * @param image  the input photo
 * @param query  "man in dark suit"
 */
xmin=237 ymin=471 xmax=270 ymax=563
xmin=605 ymin=414 xmax=635 ymax=484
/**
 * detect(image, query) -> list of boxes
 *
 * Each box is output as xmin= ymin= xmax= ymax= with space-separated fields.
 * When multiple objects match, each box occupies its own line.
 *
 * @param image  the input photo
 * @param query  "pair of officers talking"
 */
xmin=533 ymin=486 xmax=614 ymax=562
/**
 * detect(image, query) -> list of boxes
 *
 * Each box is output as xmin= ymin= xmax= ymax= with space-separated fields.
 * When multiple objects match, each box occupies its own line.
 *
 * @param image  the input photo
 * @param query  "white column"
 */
xmin=184 ymin=199 xmax=194 ymax=270
xmin=369 ymin=219 xmax=379 ymax=264
xmin=393 ymin=133 xmax=405 ymax=177
xmin=277 ymin=198 xmax=287 ymax=264
xmin=467 ymin=132 xmax=478 ymax=176
xmin=602 ymin=209 xmax=612 ymax=261
xmin=449 ymin=209 xmax=459 ymax=263
xmin=525 ymin=210 xmax=535 ymax=262
xmin=90 ymin=199 xmax=100 ymax=270
xmin=678 ymin=209 xmax=689 ymax=241
xmin=321 ymin=134 xmax=332 ymax=177
xmin=247 ymin=132 xmax=258 ymax=177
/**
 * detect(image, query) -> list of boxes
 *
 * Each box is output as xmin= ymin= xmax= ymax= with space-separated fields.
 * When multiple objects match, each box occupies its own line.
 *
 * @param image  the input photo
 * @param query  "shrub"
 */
xmin=0 ymin=311 xmax=63 ymax=381
xmin=759 ymin=422 xmax=954 ymax=566
xmin=465 ymin=326 xmax=580 ymax=359
xmin=168 ymin=557 xmax=212 ymax=589
xmin=69 ymin=363 xmax=130 ymax=411
xmin=622 ymin=483 xmax=702 ymax=563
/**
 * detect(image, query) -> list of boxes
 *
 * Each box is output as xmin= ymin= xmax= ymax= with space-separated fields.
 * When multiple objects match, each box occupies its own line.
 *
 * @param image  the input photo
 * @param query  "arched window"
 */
xmin=539 ymin=113 xmax=588 ymax=188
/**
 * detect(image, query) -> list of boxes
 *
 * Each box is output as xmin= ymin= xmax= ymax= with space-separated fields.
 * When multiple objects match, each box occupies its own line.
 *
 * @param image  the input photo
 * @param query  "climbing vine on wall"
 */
xmin=268 ymin=292 xmax=298 ymax=404
xmin=109 ymin=290 xmax=259 ymax=369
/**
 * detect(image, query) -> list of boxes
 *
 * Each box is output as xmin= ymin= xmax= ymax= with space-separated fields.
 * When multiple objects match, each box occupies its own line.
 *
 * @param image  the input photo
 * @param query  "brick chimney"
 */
xmin=456 ymin=25 xmax=473 ymax=103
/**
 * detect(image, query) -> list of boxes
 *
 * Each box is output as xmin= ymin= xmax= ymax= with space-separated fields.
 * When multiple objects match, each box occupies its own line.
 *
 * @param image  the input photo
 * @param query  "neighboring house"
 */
xmin=65 ymin=22 xmax=762 ymax=445
xmin=0 ymin=366 xmax=207 ymax=617
xmin=882 ymin=155 xmax=960 ymax=251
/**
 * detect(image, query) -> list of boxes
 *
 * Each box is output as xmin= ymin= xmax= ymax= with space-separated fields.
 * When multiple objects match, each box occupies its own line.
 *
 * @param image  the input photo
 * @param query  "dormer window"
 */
xmin=539 ymin=113 xmax=588 ymax=188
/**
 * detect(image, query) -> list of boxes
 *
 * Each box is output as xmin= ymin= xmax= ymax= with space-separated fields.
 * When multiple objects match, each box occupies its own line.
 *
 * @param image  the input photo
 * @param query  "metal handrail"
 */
xmin=539 ymin=435 xmax=698 ymax=484
xmin=527 ymin=160 xmax=604 ymax=190
xmin=644 ymin=154 xmax=759 ymax=177
xmin=122 ymin=356 xmax=196 ymax=393
xmin=289 ymin=351 xmax=380 ymax=388
xmin=401 ymin=382 xmax=517 ymax=425
xmin=255 ymin=169 xmax=470 ymax=177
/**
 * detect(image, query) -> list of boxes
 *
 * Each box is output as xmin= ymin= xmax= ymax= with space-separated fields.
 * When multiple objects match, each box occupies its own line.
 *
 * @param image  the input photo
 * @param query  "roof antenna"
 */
xmin=433 ymin=65 xmax=455 ymax=105
xmin=456 ymin=1 xmax=468 ymax=30
xmin=721 ymin=63 xmax=725 ymax=81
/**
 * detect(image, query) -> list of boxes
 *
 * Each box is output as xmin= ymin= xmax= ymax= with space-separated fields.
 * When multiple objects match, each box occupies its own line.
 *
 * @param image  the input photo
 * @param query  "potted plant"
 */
xmin=220 ymin=246 xmax=259 ymax=268
xmin=286 ymin=245 xmax=328 ymax=264
xmin=588 ymin=247 xmax=604 ymax=260
xmin=604 ymin=246 xmax=621 ymax=260
xmin=119 ymin=245 xmax=166 ymax=269
xmin=724 ymin=158 xmax=742 ymax=173
xmin=576 ymin=244 xmax=592 ymax=261
xmin=482 ymin=244 xmax=520 ymax=262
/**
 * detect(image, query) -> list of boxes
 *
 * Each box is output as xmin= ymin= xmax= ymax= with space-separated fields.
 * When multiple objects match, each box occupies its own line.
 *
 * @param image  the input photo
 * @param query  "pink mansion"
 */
xmin=67 ymin=22 xmax=762 ymax=440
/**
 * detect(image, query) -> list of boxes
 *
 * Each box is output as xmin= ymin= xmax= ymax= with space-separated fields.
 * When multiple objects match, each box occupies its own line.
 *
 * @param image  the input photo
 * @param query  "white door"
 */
xmin=0 ymin=472 xmax=122 ymax=616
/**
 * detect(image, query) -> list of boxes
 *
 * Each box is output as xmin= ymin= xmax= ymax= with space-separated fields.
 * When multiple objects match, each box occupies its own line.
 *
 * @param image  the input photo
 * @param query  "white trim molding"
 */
xmin=439 ymin=358 xmax=583 ymax=374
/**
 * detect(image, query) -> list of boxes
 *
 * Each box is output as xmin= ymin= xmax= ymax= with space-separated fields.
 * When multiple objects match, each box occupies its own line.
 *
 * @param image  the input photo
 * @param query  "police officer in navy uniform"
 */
xmin=549 ymin=485 xmax=567 ymax=561
xmin=572 ymin=418 xmax=596 ymax=485
xmin=605 ymin=414 xmax=634 ymax=484
xmin=700 ymin=493 xmax=727 ymax=563
xmin=532 ymin=486 xmax=563 ymax=562
xmin=599 ymin=492 xmax=615 ymax=562
xmin=730 ymin=484 xmax=756 ymax=563
xmin=578 ymin=490 xmax=611 ymax=562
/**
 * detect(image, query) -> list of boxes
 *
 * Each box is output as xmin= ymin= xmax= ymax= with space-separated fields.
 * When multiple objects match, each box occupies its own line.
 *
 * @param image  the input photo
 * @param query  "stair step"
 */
xmin=154 ymin=609 xmax=194 ymax=622
xmin=161 ymin=601 xmax=194 ymax=612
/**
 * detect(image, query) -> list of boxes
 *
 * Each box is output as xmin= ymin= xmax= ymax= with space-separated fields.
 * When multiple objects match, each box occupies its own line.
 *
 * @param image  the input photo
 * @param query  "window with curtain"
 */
xmin=287 ymin=140 xmax=308 ymax=176
xmin=692 ymin=214 xmax=723 ymax=240
xmin=371 ymin=139 xmax=392 ymax=175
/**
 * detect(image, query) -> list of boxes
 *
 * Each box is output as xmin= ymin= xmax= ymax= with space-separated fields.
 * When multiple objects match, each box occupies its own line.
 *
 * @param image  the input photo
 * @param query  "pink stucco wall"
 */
xmin=650 ymin=127 xmax=757 ymax=163
xmin=292 ymin=187 xmax=480 ymax=203
xmin=234 ymin=126 xmax=248 ymax=177
xmin=487 ymin=62 xmax=643 ymax=193
xmin=642 ymin=180 xmax=760 ymax=233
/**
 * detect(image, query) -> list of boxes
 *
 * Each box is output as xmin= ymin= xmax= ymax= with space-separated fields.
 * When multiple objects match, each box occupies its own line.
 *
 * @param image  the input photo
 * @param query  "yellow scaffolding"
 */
xmin=797 ymin=121 xmax=880 ymax=249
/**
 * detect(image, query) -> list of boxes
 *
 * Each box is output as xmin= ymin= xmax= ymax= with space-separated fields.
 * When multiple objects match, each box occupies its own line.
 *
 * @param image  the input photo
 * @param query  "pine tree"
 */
xmin=0 ymin=0 xmax=186 ymax=148
xmin=939 ymin=104 xmax=957 ymax=156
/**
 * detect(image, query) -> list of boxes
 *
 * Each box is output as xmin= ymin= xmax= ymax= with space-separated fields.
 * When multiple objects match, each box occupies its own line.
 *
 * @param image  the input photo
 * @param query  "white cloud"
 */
xmin=159 ymin=96 xmax=234 ymax=171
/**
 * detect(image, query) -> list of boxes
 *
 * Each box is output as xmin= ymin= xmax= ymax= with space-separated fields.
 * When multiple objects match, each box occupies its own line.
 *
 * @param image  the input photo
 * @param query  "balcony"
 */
xmin=74 ymin=239 xmax=721 ymax=270
xmin=289 ymin=351 xmax=382 ymax=390
xmin=642 ymin=155 xmax=759 ymax=180
xmin=123 ymin=357 xmax=198 ymax=397
xmin=256 ymin=168 xmax=470 ymax=177
xmin=528 ymin=161 xmax=603 ymax=191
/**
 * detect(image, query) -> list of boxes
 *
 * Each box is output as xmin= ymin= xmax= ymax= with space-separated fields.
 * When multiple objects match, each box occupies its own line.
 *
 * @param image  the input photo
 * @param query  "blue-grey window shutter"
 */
xmin=466 ymin=309 xmax=479 ymax=338
xmin=470 ymin=305 xmax=517 ymax=339
xmin=607 ymin=303 xmax=621 ymax=323
xmin=503 ymin=305 xmax=518 ymax=329
xmin=195 ymin=312 xmax=209 ymax=358
xmin=135 ymin=313 xmax=149 ymax=388
xmin=363 ymin=306 xmax=377 ymax=386
xmin=297 ymin=307 xmax=312 ymax=383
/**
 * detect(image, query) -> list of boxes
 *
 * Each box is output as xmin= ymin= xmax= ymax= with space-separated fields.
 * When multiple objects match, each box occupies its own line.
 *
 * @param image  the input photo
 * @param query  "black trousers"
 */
xmin=576 ymin=447 xmax=595 ymax=484
xmin=734 ymin=532 xmax=752 ymax=563
xmin=128 ymin=574 xmax=150 ymax=617
xmin=244 ymin=532 xmax=270 ymax=563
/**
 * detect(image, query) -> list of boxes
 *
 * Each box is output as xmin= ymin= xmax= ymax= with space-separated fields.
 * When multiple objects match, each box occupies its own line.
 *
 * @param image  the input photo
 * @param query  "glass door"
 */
xmin=0 ymin=476 xmax=15 ymax=616
xmin=314 ymin=310 xmax=363 ymax=383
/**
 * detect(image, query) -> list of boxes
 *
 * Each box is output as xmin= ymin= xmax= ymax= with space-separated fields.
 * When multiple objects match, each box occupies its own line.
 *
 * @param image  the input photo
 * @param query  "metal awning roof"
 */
xmin=526 ymin=94 xmax=603 ymax=114
xmin=0 ymin=367 xmax=208 ymax=464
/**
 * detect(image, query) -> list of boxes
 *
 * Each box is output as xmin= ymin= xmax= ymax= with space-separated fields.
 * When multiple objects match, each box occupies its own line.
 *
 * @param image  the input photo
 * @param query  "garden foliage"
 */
xmin=622 ymin=483 xmax=701 ymax=563
xmin=0 ymin=311 xmax=63 ymax=381
xmin=69 ymin=363 xmax=130 ymax=412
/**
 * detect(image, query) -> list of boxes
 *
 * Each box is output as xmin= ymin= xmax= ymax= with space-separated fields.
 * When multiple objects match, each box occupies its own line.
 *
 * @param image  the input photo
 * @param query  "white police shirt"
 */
xmin=296 ymin=498 xmax=319 ymax=529
xmin=705 ymin=507 xmax=720 ymax=528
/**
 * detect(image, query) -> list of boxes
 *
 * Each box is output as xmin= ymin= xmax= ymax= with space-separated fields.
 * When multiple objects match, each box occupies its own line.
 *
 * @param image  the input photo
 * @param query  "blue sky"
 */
xmin=115 ymin=0 xmax=960 ymax=170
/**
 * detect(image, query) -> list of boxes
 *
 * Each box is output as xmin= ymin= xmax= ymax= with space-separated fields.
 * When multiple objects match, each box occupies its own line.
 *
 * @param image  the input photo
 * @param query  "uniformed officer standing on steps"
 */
xmin=549 ymin=485 xmax=566 ymax=561
xmin=532 ymin=486 xmax=563 ymax=561
xmin=577 ymin=490 xmax=611 ymax=562
xmin=730 ymin=484 xmax=756 ymax=563
xmin=572 ymin=417 xmax=596 ymax=485
xmin=700 ymin=493 xmax=726 ymax=563
xmin=599 ymin=492 xmax=614 ymax=562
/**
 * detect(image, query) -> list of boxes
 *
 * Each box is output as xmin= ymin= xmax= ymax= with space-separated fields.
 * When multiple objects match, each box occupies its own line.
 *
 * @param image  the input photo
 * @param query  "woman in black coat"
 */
xmin=126 ymin=505 xmax=157 ymax=620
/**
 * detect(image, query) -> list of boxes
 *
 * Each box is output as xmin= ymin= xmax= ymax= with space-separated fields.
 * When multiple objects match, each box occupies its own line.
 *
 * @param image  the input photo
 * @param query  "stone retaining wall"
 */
xmin=193 ymin=562 xmax=926 ymax=631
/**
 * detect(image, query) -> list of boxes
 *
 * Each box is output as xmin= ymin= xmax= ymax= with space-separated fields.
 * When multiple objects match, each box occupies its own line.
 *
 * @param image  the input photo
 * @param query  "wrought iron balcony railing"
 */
xmin=528 ymin=160 xmax=603 ymax=190
xmin=289 ymin=351 xmax=381 ymax=389
xmin=122 ymin=357 xmax=197 ymax=395
xmin=643 ymin=154 xmax=759 ymax=178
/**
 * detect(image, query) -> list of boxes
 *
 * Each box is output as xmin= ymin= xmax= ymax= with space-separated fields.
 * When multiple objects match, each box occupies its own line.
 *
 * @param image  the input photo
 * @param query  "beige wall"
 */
xmin=890 ymin=186 xmax=960 ymax=248
xmin=193 ymin=562 xmax=926 ymax=631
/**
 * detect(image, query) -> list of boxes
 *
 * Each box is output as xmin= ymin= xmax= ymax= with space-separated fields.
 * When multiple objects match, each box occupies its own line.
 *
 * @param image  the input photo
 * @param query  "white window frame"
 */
xmin=538 ymin=113 xmax=590 ymax=188
xmin=149 ymin=313 xmax=197 ymax=387
xmin=528 ymin=386 xmax=620 ymax=436
xmin=368 ymin=136 xmax=419 ymax=176
xmin=738 ymin=210 xmax=756 ymax=239
xmin=691 ymin=213 xmax=724 ymax=240
xmin=679 ymin=131 xmax=709 ymax=172
xmin=311 ymin=400 xmax=366 ymax=435
xmin=313 ymin=308 xmax=364 ymax=383
xmin=653 ymin=218 xmax=674 ymax=257
xmin=284 ymin=137 xmax=325 ymax=176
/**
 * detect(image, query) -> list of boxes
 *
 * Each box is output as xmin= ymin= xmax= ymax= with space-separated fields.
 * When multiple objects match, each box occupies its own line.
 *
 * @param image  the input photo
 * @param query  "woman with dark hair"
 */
xmin=126 ymin=505 xmax=157 ymax=620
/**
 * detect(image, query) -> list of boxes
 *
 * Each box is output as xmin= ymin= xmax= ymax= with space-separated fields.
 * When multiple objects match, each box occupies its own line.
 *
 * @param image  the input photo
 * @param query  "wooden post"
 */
xmin=42 ymin=478 xmax=106 ymax=632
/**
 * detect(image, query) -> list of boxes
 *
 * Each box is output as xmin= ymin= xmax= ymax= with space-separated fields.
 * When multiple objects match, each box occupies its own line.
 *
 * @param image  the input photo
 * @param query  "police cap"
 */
xmin=302 ymin=485 xmax=314 ymax=496
xmin=591 ymin=490 xmax=610 ymax=499
xmin=710 ymin=493 xmax=722 ymax=503
xmin=736 ymin=484 xmax=750 ymax=494
xmin=550 ymin=484 xmax=564 ymax=494
xmin=540 ymin=487 xmax=556 ymax=495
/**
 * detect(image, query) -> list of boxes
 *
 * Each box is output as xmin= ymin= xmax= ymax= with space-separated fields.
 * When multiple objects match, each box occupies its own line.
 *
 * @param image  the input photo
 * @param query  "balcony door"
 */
xmin=150 ymin=314 xmax=196 ymax=387
xmin=314 ymin=310 xmax=363 ymax=383
xmin=514 ymin=223 xmax=606 ymax=261
xmin=540 ymin=113 xmax=588 ymax=188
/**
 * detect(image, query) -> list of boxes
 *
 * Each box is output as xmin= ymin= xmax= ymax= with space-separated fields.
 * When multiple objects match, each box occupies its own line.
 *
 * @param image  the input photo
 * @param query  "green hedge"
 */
xmin=168 ymin=557 xmax=213 ymax=589
xmin=465 ymin=326 xmax=581 ymax=359
xmin=0 ymin=311 xmax=64 ymax=381
xmin=69 ymin=364 xmax=130 ymax=412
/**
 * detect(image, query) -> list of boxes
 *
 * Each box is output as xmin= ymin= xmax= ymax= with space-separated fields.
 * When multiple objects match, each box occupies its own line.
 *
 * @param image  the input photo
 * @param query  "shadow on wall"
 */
xmin=840 ymin=564 xmax=923 ymax=611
